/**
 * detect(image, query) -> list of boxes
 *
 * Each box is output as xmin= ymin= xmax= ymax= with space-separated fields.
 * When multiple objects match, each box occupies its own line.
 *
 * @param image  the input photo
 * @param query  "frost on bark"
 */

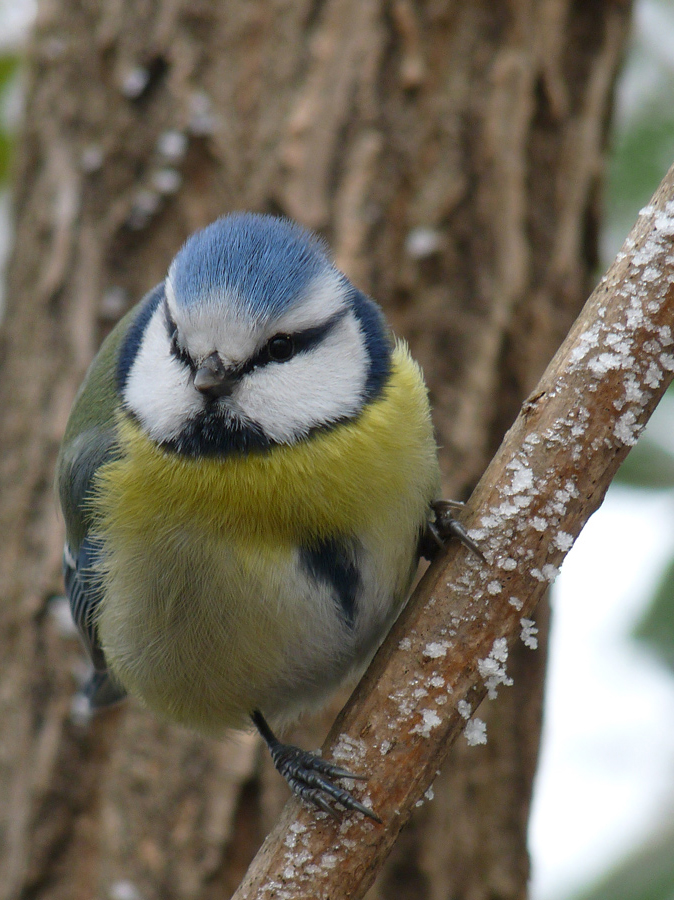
xmin=0 ymin=2 xmax=632 ymax=899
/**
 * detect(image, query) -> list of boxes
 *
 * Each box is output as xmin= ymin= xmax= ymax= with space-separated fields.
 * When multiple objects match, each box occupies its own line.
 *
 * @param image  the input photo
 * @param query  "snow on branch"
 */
xmin=232 ymin=163 xmax=674 ymax=900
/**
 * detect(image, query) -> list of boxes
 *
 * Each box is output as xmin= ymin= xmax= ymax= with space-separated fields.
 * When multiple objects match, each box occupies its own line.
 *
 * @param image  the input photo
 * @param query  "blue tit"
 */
xmin=57 ymin=212 xmax=476 ymax=819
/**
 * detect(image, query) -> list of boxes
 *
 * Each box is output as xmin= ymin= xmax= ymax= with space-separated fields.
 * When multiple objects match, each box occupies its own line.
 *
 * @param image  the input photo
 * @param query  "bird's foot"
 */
xmin=252 ymin=710 xmax=380 ymax=822
xmin=422 ymin=499 xmax=485 ymax=562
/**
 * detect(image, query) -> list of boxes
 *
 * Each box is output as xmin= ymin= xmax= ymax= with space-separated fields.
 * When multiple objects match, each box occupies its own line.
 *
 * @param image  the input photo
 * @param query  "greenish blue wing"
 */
xmin=56 ymin=285 xmax=164 ymax=709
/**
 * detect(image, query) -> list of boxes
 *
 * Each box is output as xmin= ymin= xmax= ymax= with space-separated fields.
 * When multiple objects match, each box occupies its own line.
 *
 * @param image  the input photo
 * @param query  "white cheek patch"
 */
xmin=123 ymin=305 xmax=203 ymax=442
xmin=234 ymin=312 xmax=369 ymax=443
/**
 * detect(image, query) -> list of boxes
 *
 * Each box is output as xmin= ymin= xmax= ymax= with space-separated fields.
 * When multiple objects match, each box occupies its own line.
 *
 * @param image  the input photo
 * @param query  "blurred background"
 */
xmin=1 ymin=1 xmax=673 ymax=898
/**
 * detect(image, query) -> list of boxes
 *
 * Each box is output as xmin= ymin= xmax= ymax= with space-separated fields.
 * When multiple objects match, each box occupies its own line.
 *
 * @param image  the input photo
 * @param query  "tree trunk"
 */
xmin=0 ymin=2 xmax=632 ymax=898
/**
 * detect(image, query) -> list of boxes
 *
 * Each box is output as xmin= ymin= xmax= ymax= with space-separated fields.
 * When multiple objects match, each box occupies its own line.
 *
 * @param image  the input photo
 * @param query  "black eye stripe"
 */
xmin=161 ymin=299 xmax=349 ymax=382
xmin=240 ymin=308 xmax=350 ymax=376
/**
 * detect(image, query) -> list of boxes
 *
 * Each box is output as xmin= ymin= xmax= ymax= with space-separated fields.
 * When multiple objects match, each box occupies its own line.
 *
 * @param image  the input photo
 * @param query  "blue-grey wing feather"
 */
xmin=63 ymin=539 xmax=127 ymax=709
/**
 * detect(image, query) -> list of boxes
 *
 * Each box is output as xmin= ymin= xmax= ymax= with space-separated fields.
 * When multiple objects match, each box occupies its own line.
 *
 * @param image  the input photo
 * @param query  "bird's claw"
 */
xmin=270 ymin=742 xmax=381 ymax=822
xmin=422 ymin=499 xmax=485 ymax=562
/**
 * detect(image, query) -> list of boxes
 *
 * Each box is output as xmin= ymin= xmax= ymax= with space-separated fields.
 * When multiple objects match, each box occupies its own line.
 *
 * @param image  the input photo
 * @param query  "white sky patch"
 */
xmin=529 ymin=487 xmax=674 ymax=900
xmin=464 ymin=718 xmax=487 ymax=746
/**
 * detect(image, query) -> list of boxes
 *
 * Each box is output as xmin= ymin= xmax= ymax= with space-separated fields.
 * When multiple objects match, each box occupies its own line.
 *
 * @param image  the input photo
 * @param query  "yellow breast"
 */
xmin=95 ymin=341 xmax=439 ymax=545
xmin=91 ymin=341 xmax=440 ymax=732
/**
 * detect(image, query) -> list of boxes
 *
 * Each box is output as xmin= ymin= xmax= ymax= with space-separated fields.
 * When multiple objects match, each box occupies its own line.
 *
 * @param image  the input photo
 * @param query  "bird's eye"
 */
xmin=267 ymin=334 xmax=294 ymax=362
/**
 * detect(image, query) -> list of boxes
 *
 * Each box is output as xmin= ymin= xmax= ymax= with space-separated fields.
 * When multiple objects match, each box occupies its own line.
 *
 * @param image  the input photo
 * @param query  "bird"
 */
xmin=57 ymin=212 xmax=479 ymax=820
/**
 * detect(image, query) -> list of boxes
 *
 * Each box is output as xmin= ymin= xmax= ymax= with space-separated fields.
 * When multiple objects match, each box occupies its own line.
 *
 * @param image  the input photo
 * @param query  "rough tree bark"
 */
xmin=0 ymin=2 xmax=632 ymax=899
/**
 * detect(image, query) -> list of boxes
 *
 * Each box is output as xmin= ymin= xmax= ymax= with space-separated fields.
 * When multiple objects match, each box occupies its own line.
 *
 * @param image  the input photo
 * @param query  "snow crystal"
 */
xmin=379 ymin=739 xmax=392 ymax=756
xmin=506 ymin=459 xmax=534 ymax=494
xmin=531 ymin=516 xmax=548 ymax=532
xmin=500 ymin=557 xmax=517 ymax=571
xmin=569 ymin=323 xmax=602 ymax=365
xmin=653 ymin=210 xmax=674 ymax=236
xmin=464 ymin=718 xmax=487 ymax=746
xmin=398 ymin=637 xmax=412 ymax=651
xmin=645 ymin=362 xmax=663 ymax=388
xmin=423 ymin=641 xmax=450 ymax=659
xmin=487 ymin=580 xmax=502 ymax=595
xmin=553 ymin=531 xmax=574 ymax=552
xmin=429 ymin=675 xmax=445 ymax=688
xmin=588 ymin=352 xmax=624 ymax=375
xmin=623 ymin=372 xmax=645 ymax=404
xmin=478 ymin=638 xmax=513 ymax=699
xmin=542 ymin=563 xmax=560 ymax=582
xmin=457 ymin=699 xmax=472 ymax=719
xmin=520 ymin=618 xmax=539 ymax=650
xmin=658 ymin=325 xmax=672 ymax=345
xmin=509 ymin=596 xmax=523 ymax=611
xmin=333 ymin=734 xmax=366 ymax=767
xmin=615 ymin=410 xmax=643 ymax=446
xmin=411 ymin=709 xmax=442 ymax=737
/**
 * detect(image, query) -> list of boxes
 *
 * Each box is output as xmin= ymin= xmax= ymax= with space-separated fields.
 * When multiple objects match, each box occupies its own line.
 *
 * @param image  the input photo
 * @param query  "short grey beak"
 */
xmin=194 ymin=352 xmax=237 ymax=399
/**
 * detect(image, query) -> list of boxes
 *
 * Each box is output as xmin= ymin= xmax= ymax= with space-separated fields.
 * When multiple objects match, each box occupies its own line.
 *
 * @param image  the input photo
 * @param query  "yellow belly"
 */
xmin=92 ymin=342 xmax=440 ymax=734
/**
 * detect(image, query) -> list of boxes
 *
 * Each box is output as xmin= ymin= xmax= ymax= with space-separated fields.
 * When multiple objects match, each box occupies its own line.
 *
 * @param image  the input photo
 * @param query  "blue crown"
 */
xmin=169 ymin=213 xmax=332 ymax=320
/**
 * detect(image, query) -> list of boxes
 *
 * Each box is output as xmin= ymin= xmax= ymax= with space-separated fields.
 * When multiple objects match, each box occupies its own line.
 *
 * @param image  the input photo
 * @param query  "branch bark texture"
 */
xmin=231 ymin=166 xmax=674 ymax=899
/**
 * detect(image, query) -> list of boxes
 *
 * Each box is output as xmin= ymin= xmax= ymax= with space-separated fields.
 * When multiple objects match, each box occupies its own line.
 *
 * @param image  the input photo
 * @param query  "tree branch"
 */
xmin=232 ymin=163 xmax=674 ymax=900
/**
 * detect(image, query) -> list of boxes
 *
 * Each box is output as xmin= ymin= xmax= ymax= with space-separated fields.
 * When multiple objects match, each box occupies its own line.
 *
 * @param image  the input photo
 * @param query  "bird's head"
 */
xmin=119 ymin=213 xmax=392 ymax=455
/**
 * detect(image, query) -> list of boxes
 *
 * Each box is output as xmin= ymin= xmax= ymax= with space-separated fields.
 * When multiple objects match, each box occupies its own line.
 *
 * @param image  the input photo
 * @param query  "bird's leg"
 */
xmin=251 ymin=710 xmax=381 ymax=822
xmin=420 ymin=499 xmax=485 ymax=562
